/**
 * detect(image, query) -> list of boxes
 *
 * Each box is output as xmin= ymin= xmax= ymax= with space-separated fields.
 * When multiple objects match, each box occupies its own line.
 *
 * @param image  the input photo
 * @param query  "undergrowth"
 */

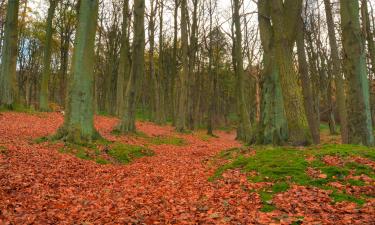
xmin=48 ymin=139 xmax=154 ymax=165
xmin=211 ymin=144 xmax=375 ymax=212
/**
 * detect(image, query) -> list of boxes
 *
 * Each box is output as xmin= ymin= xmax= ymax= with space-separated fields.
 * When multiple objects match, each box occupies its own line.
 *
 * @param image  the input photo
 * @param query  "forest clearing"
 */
xmin=1 ymin=0 xmax=375 ymax=224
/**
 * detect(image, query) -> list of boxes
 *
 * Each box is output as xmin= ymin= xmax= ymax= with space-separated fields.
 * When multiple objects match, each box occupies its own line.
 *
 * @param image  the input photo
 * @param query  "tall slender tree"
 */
xmin=55 ymin=0 xmax=100 ymax=143
xmin=324 ymin=0 xmax=349 ymax=143
xmin=340 ymin=0 xmax=374 ymax=146
xmin=39 ymin=0 xmax=58 ymax=111
xmin=116 ymin=0 xmax=145 ymax=133
xmin=0 ymin=0 xmax=19 ymax=109
xmin=296 ymin=14 xmax=320 ymax=144
xmin=176 ymin=0 xmax=189 ymax=132
xmin=233 ymin=0 xmax=252 ymax=143
xmin=116 ymin=0 xmax=131 ymax=117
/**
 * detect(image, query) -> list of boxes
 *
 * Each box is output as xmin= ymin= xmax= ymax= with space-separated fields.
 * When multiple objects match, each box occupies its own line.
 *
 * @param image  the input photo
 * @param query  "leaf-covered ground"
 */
xmin=0 ymin=112 xmax=374 ymax=224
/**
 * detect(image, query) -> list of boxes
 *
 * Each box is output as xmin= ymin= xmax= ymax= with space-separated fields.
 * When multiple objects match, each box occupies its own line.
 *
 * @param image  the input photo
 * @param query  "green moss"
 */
xmin=0 ymin=146 xmax=8 ymax=155
xmin=75 ymin=148 xmax=91 ymax=160
xmin=330 ymin=190 xmax=365 ymax=205
xmin=212 ymin=144 xmax=375 ymax=210
xmin=96 ymin=157 xmax=109 ymax=165
xmin=34 ymin=136 xmax=49 ymax=144
xmin=108 ymin=143 xmax=154 ymax=164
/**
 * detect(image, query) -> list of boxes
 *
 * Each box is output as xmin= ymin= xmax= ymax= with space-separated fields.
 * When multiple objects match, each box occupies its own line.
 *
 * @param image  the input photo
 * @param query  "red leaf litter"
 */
xmin=0 ymin=112 xmax=374 ymax=224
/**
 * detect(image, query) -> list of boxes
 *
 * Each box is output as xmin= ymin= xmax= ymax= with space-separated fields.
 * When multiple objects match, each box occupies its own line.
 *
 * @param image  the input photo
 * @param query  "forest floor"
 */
xmin=0 ymin=112 xmax=374 ymax=224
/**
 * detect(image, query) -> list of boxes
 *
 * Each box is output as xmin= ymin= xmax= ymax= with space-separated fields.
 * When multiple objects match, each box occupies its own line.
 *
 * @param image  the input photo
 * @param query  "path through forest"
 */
xmin=0 ymin=112 xmax=374 ymax=224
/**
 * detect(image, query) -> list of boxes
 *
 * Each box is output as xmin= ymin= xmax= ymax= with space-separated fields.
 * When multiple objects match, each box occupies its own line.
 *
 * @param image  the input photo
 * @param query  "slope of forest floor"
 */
xmin=0 ymin=112 xmax=374 ymax=224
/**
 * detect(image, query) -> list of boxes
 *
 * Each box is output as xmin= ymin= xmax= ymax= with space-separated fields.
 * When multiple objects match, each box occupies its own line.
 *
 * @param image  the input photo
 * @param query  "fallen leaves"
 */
xmin=0 ymin=112 xmax=374 ymax=224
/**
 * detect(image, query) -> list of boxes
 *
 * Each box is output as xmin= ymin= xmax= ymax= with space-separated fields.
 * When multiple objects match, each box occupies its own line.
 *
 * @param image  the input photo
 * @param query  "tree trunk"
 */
xmin=296 ymin=16 xmax=320 ymax=144
xmin=176 ymin=0 xmax=189 ymax=132
xmin=116 ymin=0 xmax=130 ymax=117
xmin=55 ymin=0 xmax=100 ymax=143
xmin=0 ymin=0 xmax=19 ymax=108
xmin=324 ymin=0 xmax=349 ymax=143
xmin=39 ymin=0 xmax=57 ymax=111
xmin=269 ymin=0 xmax=311 ymax=145
xmin=340 ymin=0 xmax=374 ymax=146
xmin=116 ymin=0 xmax=145 ymax=133
xmin=233 ymin=0 xmax=253 ymax=143
xmin=257 ymin=0 xmax=288 ymax=145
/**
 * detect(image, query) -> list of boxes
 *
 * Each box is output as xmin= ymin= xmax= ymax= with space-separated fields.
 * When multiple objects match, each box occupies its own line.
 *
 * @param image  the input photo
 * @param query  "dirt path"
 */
xmin=0 ymin=112 xmax=374 ymax=225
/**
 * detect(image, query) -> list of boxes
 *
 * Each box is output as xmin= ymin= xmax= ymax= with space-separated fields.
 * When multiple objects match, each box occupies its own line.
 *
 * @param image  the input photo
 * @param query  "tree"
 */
xmin=324 ymin=0 xmax=349 ymax=143
xmin=296 ymin=14 xmax=320 ymax=144
xmin=55 ymin=0 xmax=100 ymax=143
xmin=0 ymin=0 xmax=19 ymax=109
xmin=175 ymin=0 xmax=189 ymax=132
xmin=233 ymin=0 xmax=252 ymax=143
xmin=340 ymin=0 xmax=374 ymax=146
xmin=269 ymin=0 xmax=311 ymax=145
xmin=39 ymin=0 xmax=58 ymax=111
xmin=116 ymin=0 xmax=145 ymax=133
xmin=257 ymin=0 xmax=288 ymax=145
xmin=116 ymin=0 xmax=131 ymax=117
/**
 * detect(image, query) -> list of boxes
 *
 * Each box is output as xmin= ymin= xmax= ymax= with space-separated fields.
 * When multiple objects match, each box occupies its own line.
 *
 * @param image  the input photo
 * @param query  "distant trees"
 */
xmin=1 ymin=0 xmax=375 ymax=147
xmin=0 ymin=0 xmax=19 ymax=108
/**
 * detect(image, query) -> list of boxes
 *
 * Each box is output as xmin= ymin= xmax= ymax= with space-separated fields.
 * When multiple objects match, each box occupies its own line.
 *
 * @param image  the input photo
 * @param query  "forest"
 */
xmin=0 ymin=0 xmax=374 ymax=224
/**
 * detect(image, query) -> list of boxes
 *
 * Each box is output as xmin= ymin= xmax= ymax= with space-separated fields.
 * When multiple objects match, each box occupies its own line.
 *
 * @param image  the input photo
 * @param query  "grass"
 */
xmin=211 ymin=144 xmax=375 ymax=211
xmin=58 ymin=141 xmax=154 ymax=165
xmin=108 ymin=143 xmax=154 ymax=164
xmin=112 ymin=129 xmax=187 ymax=147
xmin=0 ymin=146 xmax=8 ymax=156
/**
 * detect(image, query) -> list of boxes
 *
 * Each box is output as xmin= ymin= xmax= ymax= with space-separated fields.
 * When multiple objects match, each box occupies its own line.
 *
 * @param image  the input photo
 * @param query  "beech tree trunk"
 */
xmin=233 ymin=0 xmax=253 ymax=143
xmin=55 ymin=0 xmax=99 ymax=143
xmin=116 ymin=0 xmax=130 ymax=117
xmin=0 ymin=0 xmax=19 ymax=108
xmin=176 ymin=0 xmax=189 ymax=132
xmin=39 ymin=0 xmax=57 ymax=111
xmin=296 ymin=15 xmax=320 ymax=144
xmin=257 ymin=0 xmax=288 ymax=145
xmin=324 ymin=0 xmax=349 ymax=143
xmin=269 ymin=0 xmax=311 ymax=145
xmin=340 ymin=0 xmax=374 ymax=146
xmin=116 ymin=0 xmax=145 ymax=133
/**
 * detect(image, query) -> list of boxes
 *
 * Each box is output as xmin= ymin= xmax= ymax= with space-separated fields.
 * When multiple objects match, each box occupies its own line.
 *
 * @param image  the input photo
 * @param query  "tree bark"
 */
xmin=296 ymin=15 xmax=320 ymax=144
xmin=176 ymin=0 xmax=189 ymax=132
xmin=116 ymin=0 xmax=130 ymax=117
xmin=324 ymin=0 xmax=349 ymax=143
xmin=269 ymin=0 xmax=311 ymax=145
xmin=39 ymin=0 xmax=57 ymax=111
xmin=0 ymin=0 xmax=19 ymax=108
xmin=257 ymin=0 xmax=288 ymax=145
xmin=340 ymin=0 xmax=374 ymax=146
xmin=233 ymin=0 xmax=253 ymax=143
xmin=55 ymin=0 xmax=100 ymax=143
xmin=116 ymin=0 xmax=145 ymax=133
